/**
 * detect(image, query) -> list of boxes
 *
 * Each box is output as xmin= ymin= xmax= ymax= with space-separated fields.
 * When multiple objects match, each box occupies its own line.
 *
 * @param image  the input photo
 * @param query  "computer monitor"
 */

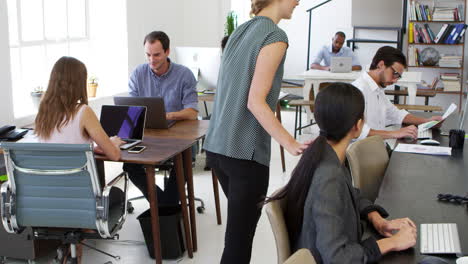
xmin=173 ymin=47 xmax=221 ymax=91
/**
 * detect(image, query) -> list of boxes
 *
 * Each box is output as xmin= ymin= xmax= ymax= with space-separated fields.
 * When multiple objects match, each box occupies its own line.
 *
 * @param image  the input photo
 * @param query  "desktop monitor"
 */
xmin=173 ymin=47 xmax=221 ymax=91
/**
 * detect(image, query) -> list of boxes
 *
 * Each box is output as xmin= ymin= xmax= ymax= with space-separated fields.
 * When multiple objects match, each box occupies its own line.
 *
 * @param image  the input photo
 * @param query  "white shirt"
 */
xmin=352 ymin=72 xmax=408 ymax=139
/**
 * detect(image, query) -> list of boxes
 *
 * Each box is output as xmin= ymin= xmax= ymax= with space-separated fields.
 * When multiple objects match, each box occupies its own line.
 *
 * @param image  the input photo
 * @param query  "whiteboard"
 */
xmin=352 ymin=0 xmax=404 ymax=27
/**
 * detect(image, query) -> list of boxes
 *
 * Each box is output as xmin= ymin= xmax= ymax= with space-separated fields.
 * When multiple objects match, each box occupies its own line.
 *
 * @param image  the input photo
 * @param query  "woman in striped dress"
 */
xmin=203 ymin=0 xmax=310 ymax=263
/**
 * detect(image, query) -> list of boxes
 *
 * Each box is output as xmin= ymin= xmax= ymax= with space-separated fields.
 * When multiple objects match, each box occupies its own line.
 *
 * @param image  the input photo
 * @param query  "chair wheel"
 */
xmin=127 ymin=206 xmax=134 ymax=214
xmin=196 ymin=206 xmax=205 ymax=214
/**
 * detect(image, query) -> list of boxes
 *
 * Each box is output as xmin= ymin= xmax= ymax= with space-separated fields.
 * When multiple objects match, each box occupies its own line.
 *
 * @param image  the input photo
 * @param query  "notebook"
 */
xmin=100 ymin=105 xmax=147 ymax=150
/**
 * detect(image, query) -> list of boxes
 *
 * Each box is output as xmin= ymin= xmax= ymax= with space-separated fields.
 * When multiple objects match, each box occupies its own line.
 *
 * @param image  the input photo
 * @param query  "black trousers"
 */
xmin=123 ymin=163 xmax=180 ymax=206
xmin=206 ymin=151 xmax=269 ymax=264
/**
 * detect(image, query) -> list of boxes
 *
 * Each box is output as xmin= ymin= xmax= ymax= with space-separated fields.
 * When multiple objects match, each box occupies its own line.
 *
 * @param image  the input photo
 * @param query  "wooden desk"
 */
xmin=376 ymin=116 xmax=468 ymax=263
xmin=298 ymin=70 xmax=422 ymax=121
xmin=97 ymin=137 xmax=195 ymax=264
xmin=146 ymin=120 xmax=209 ymax=252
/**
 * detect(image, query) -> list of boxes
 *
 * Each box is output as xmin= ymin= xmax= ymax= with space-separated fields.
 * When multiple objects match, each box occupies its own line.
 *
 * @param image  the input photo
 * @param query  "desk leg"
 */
xmin=276 ymin=102 xmax=286 ymax=173
xmin=173 ymin=154 xmax=194 ymax=257
xmin=204 ymin=101 xmax=209 ymax=117
xmin=182 ymin=148 xmax=197 ymax=252
xmin=299 ymin=106 xmax=303 ymax=136
xmin=145 ymin=165 xmax=162 ymax=264
xmin=294 ymin=105 xmax=299 ymax=139
xmin=211 ymin=169 xmax=222 ymax=225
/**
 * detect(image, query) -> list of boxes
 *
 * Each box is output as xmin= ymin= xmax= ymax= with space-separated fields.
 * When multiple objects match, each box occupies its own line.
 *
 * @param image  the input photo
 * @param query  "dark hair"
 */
xmin=265 ymin=82 xmax=365 ymax=245
xmin=335 ymin=31 xmax=346 ymax=39
xmin=369 ymin=46 xmax=407 ymax=70
xmin=143 ymin=31 xmax=170 ymax=52
xmin=221 ymin=35 xmax=230 ymax=52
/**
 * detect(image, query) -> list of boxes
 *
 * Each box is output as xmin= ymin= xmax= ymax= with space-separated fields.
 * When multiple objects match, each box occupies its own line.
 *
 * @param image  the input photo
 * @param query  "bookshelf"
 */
xmin=407 ymin=0 xmax=467 ymax=108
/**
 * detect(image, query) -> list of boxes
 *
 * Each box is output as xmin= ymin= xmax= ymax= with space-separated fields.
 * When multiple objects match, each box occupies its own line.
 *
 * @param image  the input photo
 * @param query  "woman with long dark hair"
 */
xmin=267 ymin=83 xmax=417 ymax=263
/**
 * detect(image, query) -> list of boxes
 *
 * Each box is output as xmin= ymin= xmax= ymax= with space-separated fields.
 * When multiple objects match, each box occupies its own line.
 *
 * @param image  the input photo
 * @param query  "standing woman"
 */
xmin=203 ymin=0 xmax=308 ymax=263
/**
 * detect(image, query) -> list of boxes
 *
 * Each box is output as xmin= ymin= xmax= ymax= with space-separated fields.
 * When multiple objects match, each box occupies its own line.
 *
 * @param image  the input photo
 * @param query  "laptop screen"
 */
xmin=100 ymin=105 xmax=146 ymax=140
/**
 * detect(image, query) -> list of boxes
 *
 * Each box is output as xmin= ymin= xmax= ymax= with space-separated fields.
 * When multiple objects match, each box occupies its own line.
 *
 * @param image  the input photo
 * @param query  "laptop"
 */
xmin=113 ymin=97 xmax=176 ymax=129
xmin=100 ymin=105 xmax=147 ymax=150
xmin=330 ymin=57 xmax=352 ymax=73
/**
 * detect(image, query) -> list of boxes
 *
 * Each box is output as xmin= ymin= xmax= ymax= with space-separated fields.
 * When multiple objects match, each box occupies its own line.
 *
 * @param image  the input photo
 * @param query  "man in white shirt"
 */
xmin=352 ymin=46 xmax=442 ymax=139
xmin=310 ymin=32 xmax=362 ymax=71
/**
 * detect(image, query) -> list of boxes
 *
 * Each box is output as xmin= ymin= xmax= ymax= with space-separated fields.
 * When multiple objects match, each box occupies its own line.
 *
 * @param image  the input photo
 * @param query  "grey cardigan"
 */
xmin=294 ymin=143 xmax=388 ymax=264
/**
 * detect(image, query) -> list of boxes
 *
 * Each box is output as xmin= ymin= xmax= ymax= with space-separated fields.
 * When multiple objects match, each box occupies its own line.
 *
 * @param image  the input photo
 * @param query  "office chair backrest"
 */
xmin=1 ymin=143 xmax=101 ymax=231
xmin=346 ymin=136 xmax=389 ymax=202
xmin=283 ymin=248 xmax=316 ymax=264
xmin=265 ymin=189 xmax=291 ymax=264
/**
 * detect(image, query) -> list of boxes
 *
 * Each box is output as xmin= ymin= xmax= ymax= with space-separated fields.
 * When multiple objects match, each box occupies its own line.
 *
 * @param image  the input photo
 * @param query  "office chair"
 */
xmin=265 ymin=189 xmax=317 ymax=264
xmin=346 ymin=136 xmax=389 ymax=202
xmin=283 ymin=249 xmax=315 ymax=264
xmin=0 ymin=142 xmax=128 ymax=264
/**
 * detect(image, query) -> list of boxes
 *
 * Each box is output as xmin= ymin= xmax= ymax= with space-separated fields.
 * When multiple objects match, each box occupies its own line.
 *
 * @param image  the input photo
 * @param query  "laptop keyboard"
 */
xmin=420 ymin=223 xmax=461 ymax=254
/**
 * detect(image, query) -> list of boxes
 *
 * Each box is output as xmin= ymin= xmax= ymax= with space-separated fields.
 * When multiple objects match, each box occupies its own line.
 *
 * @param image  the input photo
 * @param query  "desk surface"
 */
xmin=95 ymin=137 xmax=194 ymax=165
xmin=299 ymin=69 xmax=421 ymax=84
xmin=377 ymin=116 xmax=468 ymax=263
xmin=145 ymin=120 xmax=209 ymax=140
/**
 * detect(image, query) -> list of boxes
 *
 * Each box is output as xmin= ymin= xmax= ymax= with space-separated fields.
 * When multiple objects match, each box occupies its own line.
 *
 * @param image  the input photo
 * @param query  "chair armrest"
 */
xmin=97 ymin=171 xmax=129 ymax=238
xmin=284 ymin=248 xmax=316 ymax=264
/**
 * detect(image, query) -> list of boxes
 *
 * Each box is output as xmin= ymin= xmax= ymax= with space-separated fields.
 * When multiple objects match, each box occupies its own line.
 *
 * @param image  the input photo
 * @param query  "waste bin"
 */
xmin=137 ymin=205 xmax=185 ymax=259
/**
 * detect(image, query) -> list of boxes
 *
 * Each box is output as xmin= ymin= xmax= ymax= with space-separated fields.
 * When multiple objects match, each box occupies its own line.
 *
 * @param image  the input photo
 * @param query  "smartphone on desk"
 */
xmin=128 ymin=145 xmax=146 ymax=154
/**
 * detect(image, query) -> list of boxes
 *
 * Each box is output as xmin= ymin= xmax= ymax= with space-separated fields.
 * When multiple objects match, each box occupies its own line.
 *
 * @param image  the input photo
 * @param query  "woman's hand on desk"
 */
xmin=374 ymin=217 xmax=416 ymax=238
xmin=377 ymin=223 xmax=417 ymax=254
xmin=110 ymin=136 xmax=125 ymax=147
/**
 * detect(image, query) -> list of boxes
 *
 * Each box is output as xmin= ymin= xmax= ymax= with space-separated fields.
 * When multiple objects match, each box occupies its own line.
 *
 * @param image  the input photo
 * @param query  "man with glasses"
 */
xmin=352 ymin=46 xmax=442 ymax=140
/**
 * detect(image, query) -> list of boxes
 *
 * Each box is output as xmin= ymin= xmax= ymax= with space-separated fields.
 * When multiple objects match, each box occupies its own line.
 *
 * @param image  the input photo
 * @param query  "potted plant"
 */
xmin=87 ymin=75 xmax=98 ymax=97
xmin=31 ymin=86 xmax=44 ymax=109
xmin=225 ymin=11 xmax=237 ymax=36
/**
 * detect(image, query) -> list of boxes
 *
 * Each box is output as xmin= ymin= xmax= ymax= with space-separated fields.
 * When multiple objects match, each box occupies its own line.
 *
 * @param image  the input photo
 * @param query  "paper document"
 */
xmin=278 ymin=91 xmax=289 ymax=100
xmin=394 ymin=143 xmax=451 ymax=156
xmin=419 ymin=103 xmax=457 ymax=131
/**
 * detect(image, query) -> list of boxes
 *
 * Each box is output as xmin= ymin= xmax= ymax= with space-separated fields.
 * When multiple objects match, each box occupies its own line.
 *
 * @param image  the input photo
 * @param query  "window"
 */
xmin=231 ymin=0 xmax=251 ymax=24
xmin=6 ymin=0 xmax=89 ymax=118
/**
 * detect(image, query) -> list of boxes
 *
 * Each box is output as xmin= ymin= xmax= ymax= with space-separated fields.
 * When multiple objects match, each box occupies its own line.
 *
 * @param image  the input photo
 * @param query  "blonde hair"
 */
xmin=250 ymin=0 xmax=273 ymax=16
xmin=35 ymin=56 xmax=88 ymax=139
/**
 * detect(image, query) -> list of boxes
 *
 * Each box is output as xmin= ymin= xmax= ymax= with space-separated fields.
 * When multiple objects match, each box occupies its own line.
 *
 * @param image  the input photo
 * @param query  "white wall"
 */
xmin=0 ymin=0 xmax=15 ymax=125
xmin=279 ymin=0 xmax=353 ymax=77
xmin=126 ymin=0 xmax=230 ymax=77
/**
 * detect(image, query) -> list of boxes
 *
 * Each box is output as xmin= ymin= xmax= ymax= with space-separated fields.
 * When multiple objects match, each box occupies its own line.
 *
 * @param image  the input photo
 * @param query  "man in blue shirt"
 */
xmin=310 ymin=31 xmax=362 ymax=71
xmin=124 ymin=31 xmax=198 ymax=205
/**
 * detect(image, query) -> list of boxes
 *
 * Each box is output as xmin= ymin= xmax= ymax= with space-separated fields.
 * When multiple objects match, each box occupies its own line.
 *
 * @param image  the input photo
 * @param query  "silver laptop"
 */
xmin=330 ymin=57 xmax=352 ymax=73
xmin=114 ymin=96 xmax=176 ymax=129
xmin=100 ymin=105 xmax=147 ymax=150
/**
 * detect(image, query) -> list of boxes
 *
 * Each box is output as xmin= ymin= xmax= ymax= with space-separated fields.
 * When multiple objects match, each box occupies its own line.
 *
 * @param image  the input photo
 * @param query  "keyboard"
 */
xmin=418 ymin=127 xmax=433 ymax=139
xmin=420 ymin=223 xmax=461 ymax=254
xmin=120 ymin=139 xmax=141 ymax=150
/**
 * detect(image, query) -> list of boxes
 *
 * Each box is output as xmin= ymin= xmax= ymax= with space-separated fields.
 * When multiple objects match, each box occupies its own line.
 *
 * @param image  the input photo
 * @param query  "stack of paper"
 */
xmin=394 ymin=144 xmax=452 ymax=156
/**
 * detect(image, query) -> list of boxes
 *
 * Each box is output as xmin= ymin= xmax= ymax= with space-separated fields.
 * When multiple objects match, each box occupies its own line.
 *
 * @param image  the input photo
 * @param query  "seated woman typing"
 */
xmin=34 ymin=56 xmax=124 ymax=159
xmin=266 ymin=82 xmax=417 ymax=263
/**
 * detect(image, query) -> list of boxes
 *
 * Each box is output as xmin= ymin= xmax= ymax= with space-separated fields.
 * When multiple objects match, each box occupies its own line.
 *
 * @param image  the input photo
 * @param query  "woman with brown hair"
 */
xmin=35 ymin=56 xmax=123 ymax=159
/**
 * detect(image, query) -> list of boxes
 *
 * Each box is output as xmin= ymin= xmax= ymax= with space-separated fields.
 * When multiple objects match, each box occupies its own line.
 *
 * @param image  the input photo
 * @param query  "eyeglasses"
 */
xmin=390 ymin=66 xmax=402 ymax=80
xmin=437 ymin=193 xmax=468 ymax=204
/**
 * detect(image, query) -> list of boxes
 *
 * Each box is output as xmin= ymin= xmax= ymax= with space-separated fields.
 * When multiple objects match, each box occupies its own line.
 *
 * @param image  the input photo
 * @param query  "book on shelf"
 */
xmin=439 ymin=55 xmax=462 ymax=67
xmin=440 ymin=73 xmax=461 ymax=91
xmin=409 ymin=23 xmax=467 ymax=44
xmin=433 ymin=6 xmax=463 ymax=21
